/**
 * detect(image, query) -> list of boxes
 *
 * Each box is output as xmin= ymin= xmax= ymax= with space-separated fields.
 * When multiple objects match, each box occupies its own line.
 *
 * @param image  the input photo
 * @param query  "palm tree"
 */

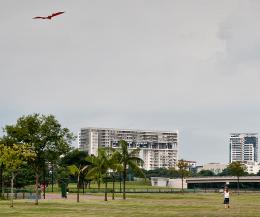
xmin=116 ymin=140 xmax=145 ymax=200
xmin=86 ymin=148 xmax=110 ymax=201
xmin=227 ymin=161 xmax=246 ymax=194
xmin=107 ymin=148 xmax=123 ymax=200
xmin=67 ymin=164 xmax=89 ymax=202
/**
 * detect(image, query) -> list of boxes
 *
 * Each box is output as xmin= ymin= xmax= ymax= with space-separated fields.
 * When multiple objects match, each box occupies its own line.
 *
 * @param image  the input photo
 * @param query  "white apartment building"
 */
xmin=78 ymin=127 xmax=179 ymax=170
xmin=245 ymin=161 xmax=260 ymax=174
xmin=229 ymin=133 xmax=258 ymax=163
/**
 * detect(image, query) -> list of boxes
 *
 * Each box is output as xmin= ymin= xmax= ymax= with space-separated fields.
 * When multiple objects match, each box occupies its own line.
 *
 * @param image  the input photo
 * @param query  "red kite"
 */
xmin=33 ymin=11 xmax=65 ymax=20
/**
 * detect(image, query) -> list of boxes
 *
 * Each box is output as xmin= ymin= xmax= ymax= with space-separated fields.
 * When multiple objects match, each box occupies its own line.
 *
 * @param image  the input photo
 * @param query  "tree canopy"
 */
xmin=1 ymin=113 xmax=75 ymax=205
xmin=227 ymin=161 xmax=247 ymax=194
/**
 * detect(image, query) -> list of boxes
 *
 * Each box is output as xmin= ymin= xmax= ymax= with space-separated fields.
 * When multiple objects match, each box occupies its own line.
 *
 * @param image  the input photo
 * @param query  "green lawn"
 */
xmin=1 ymin=193 xmax=260 ymax=217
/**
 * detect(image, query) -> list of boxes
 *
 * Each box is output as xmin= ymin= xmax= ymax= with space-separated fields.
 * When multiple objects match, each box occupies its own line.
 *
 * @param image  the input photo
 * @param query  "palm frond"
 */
xmin=67 ymin=164 xmax=79 ymax=176
xmin=128 ymin=160 xmax=145 ymax=178
xmin=129 ymin=156 xmax=144 ymax=166
xmin=86 ymin=167 xmax=101 ymax=179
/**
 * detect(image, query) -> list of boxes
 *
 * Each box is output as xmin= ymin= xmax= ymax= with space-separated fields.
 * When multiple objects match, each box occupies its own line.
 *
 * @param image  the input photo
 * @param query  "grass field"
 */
xmin=1 ymin=192 xmax=260 ymax=217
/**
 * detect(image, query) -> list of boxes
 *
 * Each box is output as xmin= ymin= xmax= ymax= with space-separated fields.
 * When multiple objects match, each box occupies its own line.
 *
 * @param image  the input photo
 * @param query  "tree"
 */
xmin=107 ymin=149 xmax=123 ymax=200
xmin=0 ymin=144 xmax=35 ymax=207
xmin=227 ymin=161 xmax=246 ymax=194
xmin=0 ymin=146 xmax=4 ymax=198
xmin=177 ymin=159 xmax=189 ymax=192
xmin=60 ymin=149 xmax=89 ymax=192
xmin=2 ymin=114 xmax=74 ymax=205
xmin=67 ymin=164 xmax=89 ymax=202
xmin=86 ymin=148 xmax=110 ymax=201
xmin=116 ymin=140 xmax=145 ymax=200
xmin=60 ymin=149 xmax=88 ymax=168
xmin=144 ymin=168 xmax=179 ymax=178
xmin=198 ymin=170 xmax=215 ymax=177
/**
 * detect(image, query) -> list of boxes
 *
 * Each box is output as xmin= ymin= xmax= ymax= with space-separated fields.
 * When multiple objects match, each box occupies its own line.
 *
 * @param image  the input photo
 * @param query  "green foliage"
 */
xmin=60 ymin=149 xmax=88 ymax=167
xmin=177 ymin=159 xmax=189 ymax=177
xmin=198 ymin=170 xmax=215 ymax=176
xmin=116 ymin=140 xmax=145 ymax=200
xmin=0 ymin=144 xmax=36 ymax=173
xmin=227 ymin=161 xmax=247 ymax=177
xmin=2 ymin=114 xmax=74 ymax=170
xmin=177 ymin=159 xmax=190 ymax=192
xmin=86 ymin=149 xmax=109 ymax=186
xmin=218 ymin=168 xmax=232 ymax=176
xmin=2 ymin=113 xmax=75 ymax=205
xmin=67 ymin=164 xmax=89 ymax=202
xmin=14 ymin=164 xmax=35 ymax=188
xmin=144 ymin=168 xmax=179 ymax=178
xmin=117 ymin=140 xmax=145 ymax=178
xmin=227 ymin=161 xmax=247 ymax=194
xmin=0 ymin=144 xmax=35 ymax=207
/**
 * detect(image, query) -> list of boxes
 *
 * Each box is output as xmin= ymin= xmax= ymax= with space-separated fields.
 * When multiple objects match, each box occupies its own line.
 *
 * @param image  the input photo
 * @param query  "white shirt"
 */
xmin=224 ymin=191 xmax=229 ymax=198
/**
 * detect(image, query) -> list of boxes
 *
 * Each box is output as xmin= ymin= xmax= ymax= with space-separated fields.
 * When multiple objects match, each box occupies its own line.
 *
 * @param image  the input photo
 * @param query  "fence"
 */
xmin=1 ymin=188 xmax=41 ymax=199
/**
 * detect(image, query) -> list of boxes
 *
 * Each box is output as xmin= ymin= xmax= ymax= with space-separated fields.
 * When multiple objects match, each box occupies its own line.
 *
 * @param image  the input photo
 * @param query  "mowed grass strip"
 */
xmin=1 ymin=193 xmax=260 ymax=217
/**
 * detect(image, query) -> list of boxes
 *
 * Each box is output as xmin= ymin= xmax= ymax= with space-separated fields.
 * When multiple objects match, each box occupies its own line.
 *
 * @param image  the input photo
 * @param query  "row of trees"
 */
xmin=68 ymin=140 xmax=145 ymax=202
xmin=0 ymin=113 xmax=146 ymax=206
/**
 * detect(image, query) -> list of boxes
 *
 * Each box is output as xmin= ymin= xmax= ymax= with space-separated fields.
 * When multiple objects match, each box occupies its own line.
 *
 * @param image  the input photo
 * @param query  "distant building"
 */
xmin=78 ymin=127 xmax=179 ymax=170
xmin=245 ymin=161 xmax=260 ymax=174
xmin=201 ymin=163 xmax=227 ymax=175
xmin=150 ymin=177 xmax=169 ymax=187
xmin=182 ymin=160 xmax=197 ymax=172
xmin=229 ymin=133 xmax=258 ymax=163
xmin=150 ymin=177 xmax=187 ymax=189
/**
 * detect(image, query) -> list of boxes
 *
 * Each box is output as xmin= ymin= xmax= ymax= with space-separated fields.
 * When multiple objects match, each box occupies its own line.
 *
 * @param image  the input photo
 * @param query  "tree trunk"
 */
xmin=237 ymin=176 xmax=240 ymax=195
xmin=112 ymin=175 xmax=115 ymax=200
xmin=51 ymin=163 xmax=54 ymax=193
xmin=123 ymin=166 xmax=126 ymax=200
xmin=10 ymin=172 xmax=14 ymax=208
xmin=35 ymin=173 xmax=39 ymax=205
xmin=119 ymin=173 xmax=122 ymax=193
xmin=104 ymin=173 xmax=108 ymax=201
xmin=181 ymin=174 xmax=184 ymax=193
xmin=0 ymin=163 xmax=3 ymax=198
xmin=43 ymin=167 xmax=46 ymax=199
xmin=77 ymin=175 xmax=80 ymax=203
xmin=98 ymin=178 xmax=100 ymax=191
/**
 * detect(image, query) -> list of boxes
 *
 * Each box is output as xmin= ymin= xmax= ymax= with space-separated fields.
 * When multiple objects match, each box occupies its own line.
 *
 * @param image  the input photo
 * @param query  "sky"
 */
xmin=1 ymin=0 xmax=260 ymax=164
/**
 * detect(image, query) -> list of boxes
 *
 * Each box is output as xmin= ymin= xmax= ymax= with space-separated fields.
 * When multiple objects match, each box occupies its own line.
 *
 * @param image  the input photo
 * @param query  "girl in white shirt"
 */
xmin=223 ymin=187 xmax=230 ymax=208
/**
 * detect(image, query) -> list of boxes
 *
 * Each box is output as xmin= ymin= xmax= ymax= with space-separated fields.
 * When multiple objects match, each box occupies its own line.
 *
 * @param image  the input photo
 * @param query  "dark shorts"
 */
xmin=224 ymin=198 xmax=229 ymax=204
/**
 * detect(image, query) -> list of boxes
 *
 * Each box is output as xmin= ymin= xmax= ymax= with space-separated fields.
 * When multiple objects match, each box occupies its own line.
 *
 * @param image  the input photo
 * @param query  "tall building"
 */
xmin=229 ymin=133 xmax=258 ymax=163
xmin=78 ymin=127 xmax=179 ymax=170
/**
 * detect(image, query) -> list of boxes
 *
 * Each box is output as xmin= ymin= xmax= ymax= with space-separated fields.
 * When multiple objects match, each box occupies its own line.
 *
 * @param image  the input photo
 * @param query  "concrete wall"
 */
xmin=168 ymin=178 xmax=187 ymax=189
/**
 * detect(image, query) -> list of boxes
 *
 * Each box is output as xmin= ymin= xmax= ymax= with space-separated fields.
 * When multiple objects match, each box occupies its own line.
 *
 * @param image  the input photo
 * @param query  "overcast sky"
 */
xmin=1 ymin=0 xmax=260 ymax=164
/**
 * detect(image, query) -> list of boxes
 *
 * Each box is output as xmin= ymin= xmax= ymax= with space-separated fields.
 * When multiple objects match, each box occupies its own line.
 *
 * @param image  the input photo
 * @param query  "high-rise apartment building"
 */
xmin=229 ymin=133 xmax=258 ymax=163
xmin=78 ymin=127 xmax=179 ymax=170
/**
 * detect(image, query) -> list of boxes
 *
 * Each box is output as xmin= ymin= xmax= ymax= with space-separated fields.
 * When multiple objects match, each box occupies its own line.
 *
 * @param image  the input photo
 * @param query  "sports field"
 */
xmin=1 ymin=192 xmax=260 ymax=217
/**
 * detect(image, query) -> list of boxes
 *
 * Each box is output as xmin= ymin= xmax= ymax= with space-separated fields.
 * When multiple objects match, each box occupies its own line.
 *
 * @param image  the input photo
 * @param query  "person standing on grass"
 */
xmin=223 ymin=186 xmax=230 ymax=208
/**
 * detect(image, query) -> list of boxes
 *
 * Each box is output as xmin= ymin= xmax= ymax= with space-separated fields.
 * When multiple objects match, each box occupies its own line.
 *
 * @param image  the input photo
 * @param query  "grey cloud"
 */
xmin=1 ymin=0 xmax=260 ymax=164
